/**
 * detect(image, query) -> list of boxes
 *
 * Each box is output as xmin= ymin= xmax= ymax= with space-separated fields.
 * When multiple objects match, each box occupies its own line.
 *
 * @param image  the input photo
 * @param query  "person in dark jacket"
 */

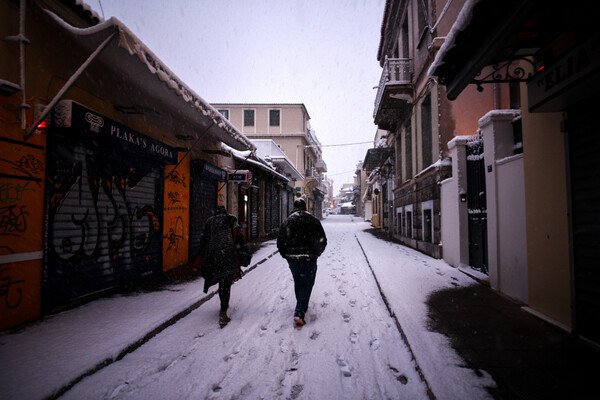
xmin=277 ymin=198 xmax=327 ymax=326
xmin=198 ymin=205 xmax=244 ymax=327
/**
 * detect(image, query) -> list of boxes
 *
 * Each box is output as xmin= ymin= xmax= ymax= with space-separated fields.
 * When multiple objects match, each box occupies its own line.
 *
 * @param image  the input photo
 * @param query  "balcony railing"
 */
xmin=373 ymin=58 xmax=412 ymax=119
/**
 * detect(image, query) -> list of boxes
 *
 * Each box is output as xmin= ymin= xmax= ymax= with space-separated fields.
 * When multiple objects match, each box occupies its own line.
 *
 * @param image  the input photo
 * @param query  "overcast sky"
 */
xmin=95 ymin=0 xmax=385 ymax=191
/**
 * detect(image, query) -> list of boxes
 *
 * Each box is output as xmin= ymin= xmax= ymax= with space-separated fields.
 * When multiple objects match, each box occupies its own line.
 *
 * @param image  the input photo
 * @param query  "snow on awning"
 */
xmin=427 ymin=0 xmax=482 ymax=81
xmin=251 ymin=139 xmax=304 ymax=181
xmin=41 ymin=8 xmax=254 ymax=151
xmin=427 ymin=0 xmax=537 ymax=100
xmin=221 ymin=143 xmax=289 ymax=183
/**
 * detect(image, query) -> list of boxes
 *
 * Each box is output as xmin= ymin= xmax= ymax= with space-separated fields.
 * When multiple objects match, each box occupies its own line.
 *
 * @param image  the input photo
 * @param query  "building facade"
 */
xmin=429 ymin=0 xmax=600 ymax=346
xmin=369 ymin=0 xmax=505 ymax=258
xmin=0 ymin=0 xmax=284 ymax=330
xmin=211 ymin=104 xmax=328 ymax=218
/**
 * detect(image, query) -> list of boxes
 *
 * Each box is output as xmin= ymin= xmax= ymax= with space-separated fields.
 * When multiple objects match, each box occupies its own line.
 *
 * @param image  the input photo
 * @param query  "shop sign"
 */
xmin=528 ymin=33 xmax=600 ymax=111
xmin=53 ymin=100 xmax=177 ymax=164
xmin=196 ymin=160 xmax=227 ymax=181
xmin=228 ymin=170 xmax=252 ymax=182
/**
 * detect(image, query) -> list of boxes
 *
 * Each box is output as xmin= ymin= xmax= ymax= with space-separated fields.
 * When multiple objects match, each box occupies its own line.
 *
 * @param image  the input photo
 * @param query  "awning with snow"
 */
xmin=427 ymin=0 xmax=537 ymax=100
xmin=362 ymin=148 xmax=392 ymax=171
xmin=34 ymin=5 xmax=254 ymax=151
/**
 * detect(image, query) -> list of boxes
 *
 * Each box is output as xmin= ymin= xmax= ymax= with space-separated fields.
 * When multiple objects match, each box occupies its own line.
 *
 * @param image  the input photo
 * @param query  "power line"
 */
xmin=322 ymin=141 xmax=372 ymax=147
xmin=327 ymin=170 xmax=357 ymax=177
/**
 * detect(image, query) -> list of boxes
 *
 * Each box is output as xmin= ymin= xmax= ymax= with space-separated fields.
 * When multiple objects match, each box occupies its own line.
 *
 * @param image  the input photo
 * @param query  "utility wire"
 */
xmin=322 ymin=141 xmax=372 ymax=147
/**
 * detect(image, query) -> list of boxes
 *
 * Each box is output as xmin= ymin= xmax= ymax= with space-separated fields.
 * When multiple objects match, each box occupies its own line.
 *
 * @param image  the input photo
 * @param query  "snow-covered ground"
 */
xmin=1 ymin=215 xmax=495 ymax=399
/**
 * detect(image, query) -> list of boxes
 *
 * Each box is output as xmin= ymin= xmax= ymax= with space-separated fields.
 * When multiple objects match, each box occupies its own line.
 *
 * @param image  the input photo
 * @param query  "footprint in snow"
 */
xmin=337 ymin=359 xmax=352 ymax=377
xmin=290 ymin=384 xmax=304 ymax=399
xmin=370 ymin=338 xmax=380 ymax=350
xmin=342 ymin=312 xmax=351 ymax=323
xmin=389 ymin=366 xmax=409 ymax=384
xmin=349 ymin=331 xmax=359 ymax=344
xmin=310 ymin=330 xmax=320 ymax=340
xmin=349 ymin=299 xmax=357 ymax=308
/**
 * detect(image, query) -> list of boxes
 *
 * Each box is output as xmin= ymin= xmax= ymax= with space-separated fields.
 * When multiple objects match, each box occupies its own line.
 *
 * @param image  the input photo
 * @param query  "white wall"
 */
xmin=496 ymin=154 xmax=528 ymax=303
xmin=440 ymin=177 xmax=460 ymax=266
xmin=481 ymin=110 xmax=528 ymax=304
xmin=441 ymin=137 xmax=470 ymax=268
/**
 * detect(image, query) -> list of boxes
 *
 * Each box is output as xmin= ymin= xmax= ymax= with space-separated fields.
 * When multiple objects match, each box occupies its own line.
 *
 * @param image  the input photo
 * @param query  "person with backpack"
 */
xmin=196 ymin=205 xmax=251 ymax=327
xmin=277 ymin=198 xmax=327 ymax=327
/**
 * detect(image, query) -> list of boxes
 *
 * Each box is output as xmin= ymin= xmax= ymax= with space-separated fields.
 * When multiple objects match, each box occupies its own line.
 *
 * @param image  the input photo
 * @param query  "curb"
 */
xmin=355 ymin=234 xmax=436 ymax=400
xmin=46 ymin=249 xmax=279 ymax=400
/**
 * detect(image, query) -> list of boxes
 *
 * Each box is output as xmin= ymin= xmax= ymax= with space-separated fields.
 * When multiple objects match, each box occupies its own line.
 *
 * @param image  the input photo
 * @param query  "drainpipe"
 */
xmin=3 ymin=0 xmax=30 ymax=130
xmin=24 ymin=30 xmax=118 ymax=140
xmin=18 ymin=0 xmax=27 ymax=130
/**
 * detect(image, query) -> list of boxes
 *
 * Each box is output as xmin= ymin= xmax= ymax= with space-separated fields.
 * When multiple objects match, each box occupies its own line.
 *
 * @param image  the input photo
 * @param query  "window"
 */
xmin=395 ymin=131 xmax=403 ymax=183
xmin=422 ymin=200 xmax=434 ymax=243
xmin=405 ymin=204 xmax=413 ymax=238
xmin=218 ymin=109 xmax=229 ymax=120
xmin=405 ymin=121 xmax=412 ymax=179
xmin=269 ymin=109 xmax=280 ymax=126
xmin=243 ymin=109 xmax=255 ymax=126
xmin=421 ymin=94 xmax=432 ymax=169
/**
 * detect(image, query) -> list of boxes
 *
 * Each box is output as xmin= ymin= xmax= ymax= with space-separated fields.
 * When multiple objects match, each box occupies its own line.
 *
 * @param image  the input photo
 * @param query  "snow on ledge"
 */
xmin=415 ymin=158 xmax=452 ymax=178
xmin=478 ymin=109 xmax=521 ymax=128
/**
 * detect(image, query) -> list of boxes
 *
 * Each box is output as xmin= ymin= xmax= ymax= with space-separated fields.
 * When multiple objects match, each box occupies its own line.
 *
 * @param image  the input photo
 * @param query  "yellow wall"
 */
xmin=162 ymin=153 xmax=190 ymax=271
xmin=521 ymin=87 xmax=572 ymax=328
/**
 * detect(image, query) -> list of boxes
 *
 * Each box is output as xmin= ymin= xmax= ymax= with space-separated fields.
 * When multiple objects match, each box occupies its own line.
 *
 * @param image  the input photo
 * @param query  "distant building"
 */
xmin=212 ymin=104 xmax=328 ymax=217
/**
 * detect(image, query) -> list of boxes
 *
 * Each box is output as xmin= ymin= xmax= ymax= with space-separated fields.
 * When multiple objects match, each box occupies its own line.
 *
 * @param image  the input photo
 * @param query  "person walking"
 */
xmin=197 ymin=205 xmax=245 ymax=327
xmin=277 ymin=198 xmax=327 ymax=327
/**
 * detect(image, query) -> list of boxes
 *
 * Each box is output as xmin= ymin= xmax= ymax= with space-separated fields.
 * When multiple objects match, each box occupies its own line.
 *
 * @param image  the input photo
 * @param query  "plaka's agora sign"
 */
xmin=228 ymin=170 xmax=252 ymax=183
xmin=52 ymin=100 xmax=178 ymax=164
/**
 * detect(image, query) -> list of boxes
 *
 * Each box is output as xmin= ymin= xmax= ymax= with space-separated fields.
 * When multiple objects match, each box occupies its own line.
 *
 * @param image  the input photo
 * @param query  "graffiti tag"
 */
xmin=163 ymin=216 xmax=184 ymax=253
xmin=167 ymin=170 xmax=186 ymax=188
xmin=167 ymin=191 xmax=181 ymax=207
xmin=0 ymin=205 xmax=29 ymax=233
xmin=0 ymin=181 xmax=35 ymax=204
xmin=0 ymin=266 xmax=24 ymax=309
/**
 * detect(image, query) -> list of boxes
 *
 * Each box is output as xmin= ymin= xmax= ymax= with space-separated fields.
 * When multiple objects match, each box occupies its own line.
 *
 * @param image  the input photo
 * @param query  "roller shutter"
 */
xmin=44 ymin=132 xmax=162 ymax=311
xmin=568 ymin=98 xmax=600 ymax=344
xmin=189 ymin=160 xmax=226 ymax=259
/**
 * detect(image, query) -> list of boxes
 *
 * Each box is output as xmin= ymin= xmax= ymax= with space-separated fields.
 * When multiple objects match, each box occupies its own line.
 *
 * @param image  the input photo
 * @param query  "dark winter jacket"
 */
xmin=277 ymin=210 xmax=327 ymax=261
xmin=199 ymin=213 xmax=242 ymax=293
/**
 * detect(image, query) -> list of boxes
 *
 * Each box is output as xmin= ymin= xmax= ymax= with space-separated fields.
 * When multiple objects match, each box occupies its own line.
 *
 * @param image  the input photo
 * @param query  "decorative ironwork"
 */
xmin=374 ymin=58 xmax=412 ymax=118
xmin=472 ymin=57 xmax=536 ymax=92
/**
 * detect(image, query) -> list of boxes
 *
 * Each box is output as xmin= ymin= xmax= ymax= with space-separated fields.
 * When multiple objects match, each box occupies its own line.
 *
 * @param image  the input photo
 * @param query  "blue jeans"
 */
xmin=287 ymin=260 xmax=318 ymax=317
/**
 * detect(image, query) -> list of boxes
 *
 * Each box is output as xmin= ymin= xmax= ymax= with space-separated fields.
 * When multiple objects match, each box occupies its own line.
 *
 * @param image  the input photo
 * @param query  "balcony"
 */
xmin=315 ymin=158 xmax=327 ymax=173
xmin=373 ymin=58 xmax=413 ymax=131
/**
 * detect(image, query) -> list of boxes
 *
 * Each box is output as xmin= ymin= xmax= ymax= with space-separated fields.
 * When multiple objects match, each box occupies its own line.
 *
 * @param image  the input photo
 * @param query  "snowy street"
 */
xmin=2 ymin=216 xmax=494 ymax=400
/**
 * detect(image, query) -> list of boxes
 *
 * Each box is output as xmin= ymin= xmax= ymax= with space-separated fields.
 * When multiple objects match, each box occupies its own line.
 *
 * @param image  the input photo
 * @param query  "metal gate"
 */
xmin=189 ymin=160 xmax=225 ymax=259
xmin=271 ymin=184 xmax=281 ymax=229
xmin=466 ymin=137 xmax=488 ymax=273
xmin=250 ymin=186 xmax=259 ymax=239
xmin=568 ymin=99 xmax=600 ymax=344
xmin=45 ymin=134 xmax=162 ymax=311
xmin=264 ymin=182 xmax=272 ymax=231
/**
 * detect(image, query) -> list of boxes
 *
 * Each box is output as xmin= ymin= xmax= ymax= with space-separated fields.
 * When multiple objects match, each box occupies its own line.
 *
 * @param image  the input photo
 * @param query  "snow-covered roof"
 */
xmin=220 ymin=143 xmax=289 ymax=182
xmin=41 ymin=8 xmax=255 ymax=151
xmin=428 ymin=0 xmax=483 ymax=79
xmin=250 ymin=140 xmax=304 ymax=181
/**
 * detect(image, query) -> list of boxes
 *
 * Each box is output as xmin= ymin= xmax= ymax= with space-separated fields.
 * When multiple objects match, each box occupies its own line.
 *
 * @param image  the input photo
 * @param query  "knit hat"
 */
xmin=293 ymin=198 xmax=307 ymax=211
